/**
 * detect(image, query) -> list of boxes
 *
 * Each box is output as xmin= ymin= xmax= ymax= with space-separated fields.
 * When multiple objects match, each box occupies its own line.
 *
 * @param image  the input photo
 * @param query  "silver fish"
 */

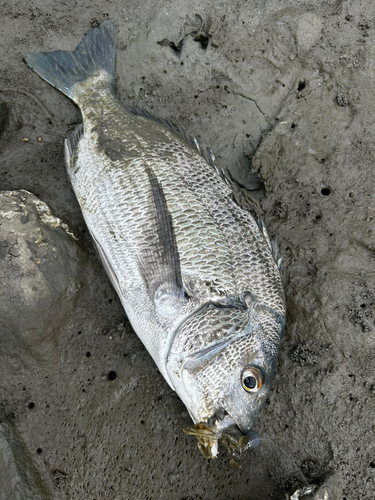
xmin=26 ymin=21 xmax=285 ymax=464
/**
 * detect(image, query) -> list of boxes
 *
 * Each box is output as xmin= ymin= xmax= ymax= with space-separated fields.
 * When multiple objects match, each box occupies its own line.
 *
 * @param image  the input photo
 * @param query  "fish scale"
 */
xmin=26 ymin=20 xmax=286 ymax=462
xmin=171 ymin=306 xmax=252 ymax=356
xmin=155 ymin=140 xmax=284 ymax=308
xmin=77 ymin=136 xmax=239 ymax=305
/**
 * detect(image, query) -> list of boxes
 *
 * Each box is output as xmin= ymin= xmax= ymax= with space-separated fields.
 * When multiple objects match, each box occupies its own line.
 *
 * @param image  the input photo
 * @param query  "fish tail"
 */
xmin=25 ymin=21 xmax=117 ymax=102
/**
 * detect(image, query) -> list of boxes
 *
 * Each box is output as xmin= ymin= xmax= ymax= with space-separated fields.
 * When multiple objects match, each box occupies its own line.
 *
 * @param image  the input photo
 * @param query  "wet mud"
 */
xmin=0 ymin=1 xmax=374 ymax=499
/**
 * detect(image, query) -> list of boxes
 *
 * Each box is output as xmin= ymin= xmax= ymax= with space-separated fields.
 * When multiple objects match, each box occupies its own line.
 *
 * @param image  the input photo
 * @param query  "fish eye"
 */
xmin=241 ymin=366 xmax=264 ymax=393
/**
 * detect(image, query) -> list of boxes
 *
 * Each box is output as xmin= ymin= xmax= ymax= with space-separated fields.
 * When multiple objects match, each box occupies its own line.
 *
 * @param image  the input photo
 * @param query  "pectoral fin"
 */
xmin=138 ymin=167 xmax=188 ymax=316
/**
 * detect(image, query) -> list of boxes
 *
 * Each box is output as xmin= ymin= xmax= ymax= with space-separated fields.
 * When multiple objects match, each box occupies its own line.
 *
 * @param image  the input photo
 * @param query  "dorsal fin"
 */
xmin=129 ymin=107 xmax=273 ymax=240
xmin=271 ymin=237 xmax=283 ymax=271
xmin=130 ymin=106 xmax=183 ymax=136
xmin=129 ymin=106 xmax=226 ymax=180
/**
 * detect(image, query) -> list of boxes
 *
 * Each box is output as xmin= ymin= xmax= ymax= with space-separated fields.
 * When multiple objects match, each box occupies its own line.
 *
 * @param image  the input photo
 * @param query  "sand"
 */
xmin=0 ymin=1 xmax=374 ymax=498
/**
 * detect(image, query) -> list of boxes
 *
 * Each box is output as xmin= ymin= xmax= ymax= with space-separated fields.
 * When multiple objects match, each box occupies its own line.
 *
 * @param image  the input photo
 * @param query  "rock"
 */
xmin=0 ymin=190 xmax=87 ymax=365
xmin=0 ymin=421 xmax=52 ymax=500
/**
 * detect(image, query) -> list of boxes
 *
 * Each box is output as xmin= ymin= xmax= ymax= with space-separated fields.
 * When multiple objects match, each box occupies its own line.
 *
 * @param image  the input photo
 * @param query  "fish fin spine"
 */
xmin=26 ymin=21 xmax=117 ymax=101
xmin=129 ymin=106 xmax=227 ymax=180
xmin=65 ymin=124 xmax=84 ymax=168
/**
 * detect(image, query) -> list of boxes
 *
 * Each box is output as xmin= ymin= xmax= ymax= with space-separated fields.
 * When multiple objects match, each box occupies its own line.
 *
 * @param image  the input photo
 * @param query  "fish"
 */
xmin=26 ymin=21 xmax=286 ymax=465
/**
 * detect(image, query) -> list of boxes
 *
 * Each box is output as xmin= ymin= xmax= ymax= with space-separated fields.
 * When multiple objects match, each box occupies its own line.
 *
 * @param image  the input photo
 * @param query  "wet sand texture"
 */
xmin=0 ymin=1 xmax=374 ymax=499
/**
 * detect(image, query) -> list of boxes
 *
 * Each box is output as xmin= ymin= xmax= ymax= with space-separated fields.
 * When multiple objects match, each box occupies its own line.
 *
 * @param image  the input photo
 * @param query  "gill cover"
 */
xmin=167 ymin=304 xmax=282 ymax=434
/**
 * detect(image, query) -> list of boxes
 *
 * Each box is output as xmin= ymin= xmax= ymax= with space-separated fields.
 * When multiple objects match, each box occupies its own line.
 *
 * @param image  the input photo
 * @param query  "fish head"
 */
xmin=168 ymin=304 xmax=284 ymax=454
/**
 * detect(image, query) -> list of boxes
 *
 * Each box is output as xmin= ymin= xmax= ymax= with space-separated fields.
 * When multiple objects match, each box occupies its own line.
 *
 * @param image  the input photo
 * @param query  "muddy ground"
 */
xmin=0 ymin=0 xmax=374 ymax=499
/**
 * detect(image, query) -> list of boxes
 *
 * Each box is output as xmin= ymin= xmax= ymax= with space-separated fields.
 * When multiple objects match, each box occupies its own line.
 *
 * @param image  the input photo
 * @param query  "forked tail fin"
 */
xmin=26 ymin=20 xmax=117 ymax=102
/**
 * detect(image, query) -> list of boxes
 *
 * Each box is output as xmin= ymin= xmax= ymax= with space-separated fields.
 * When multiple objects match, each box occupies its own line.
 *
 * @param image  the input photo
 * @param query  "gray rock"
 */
xmin=0 ymin=190 xmax=87 ymax=365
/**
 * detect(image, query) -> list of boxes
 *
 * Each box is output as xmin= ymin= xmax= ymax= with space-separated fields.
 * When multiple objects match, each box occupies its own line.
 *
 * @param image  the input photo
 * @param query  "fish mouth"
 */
xmin=182 ymin=411 xmax=260 ymax=468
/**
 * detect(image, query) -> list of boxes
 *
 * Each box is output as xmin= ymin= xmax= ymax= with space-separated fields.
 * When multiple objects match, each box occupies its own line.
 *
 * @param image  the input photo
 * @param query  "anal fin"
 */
xmin=65 ymin=123 xmax=84 ymax=170
xmin=89 ymin=229 xmax=123 ymax=300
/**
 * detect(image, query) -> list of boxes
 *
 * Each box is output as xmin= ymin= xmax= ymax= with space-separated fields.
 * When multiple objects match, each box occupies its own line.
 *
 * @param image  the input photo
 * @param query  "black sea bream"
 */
xmin=26 ymin=21 xmax=285 ymax=464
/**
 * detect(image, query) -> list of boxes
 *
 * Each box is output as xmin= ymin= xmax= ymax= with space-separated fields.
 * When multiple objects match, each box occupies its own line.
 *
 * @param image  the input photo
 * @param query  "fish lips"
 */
xmin=214 ymin=412 xmax=260 ymax=446
xmin=182 ymin=412 xmax=261 ymax=463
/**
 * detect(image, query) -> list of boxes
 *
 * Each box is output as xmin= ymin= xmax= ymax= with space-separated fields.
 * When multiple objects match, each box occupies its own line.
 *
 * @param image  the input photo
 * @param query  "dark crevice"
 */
xmin=157 ymin=15 xmax=212 ymax=56
xmin=157 ymin=39 xmax=184 ymax=56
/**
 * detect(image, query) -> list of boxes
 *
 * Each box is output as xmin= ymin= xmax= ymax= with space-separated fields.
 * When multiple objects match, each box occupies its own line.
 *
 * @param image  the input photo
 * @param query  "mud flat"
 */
xmin=0 ymin=1 xmax=374 ymax=498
